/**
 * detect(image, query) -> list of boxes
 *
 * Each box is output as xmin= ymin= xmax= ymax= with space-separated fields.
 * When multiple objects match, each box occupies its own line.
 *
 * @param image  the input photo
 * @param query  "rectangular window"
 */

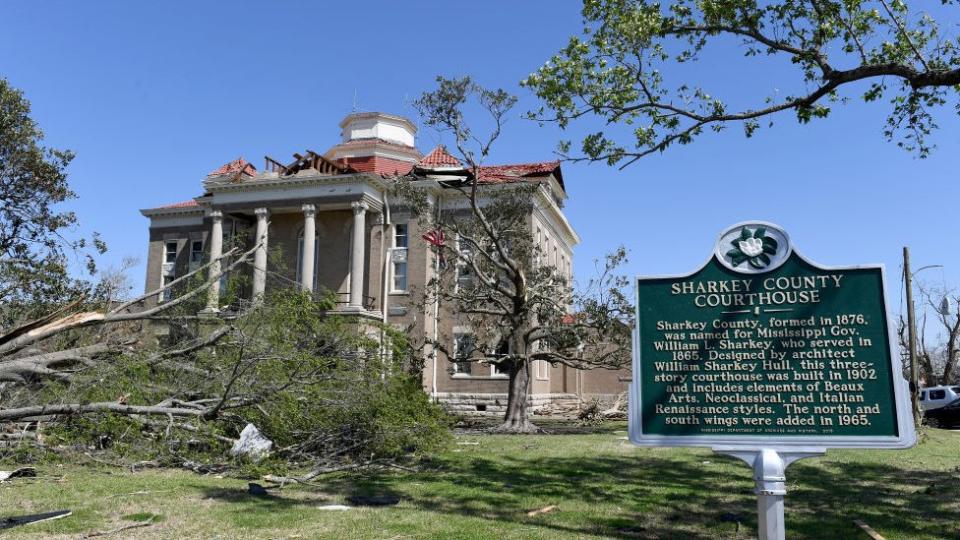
xmin=392 ymin=224 xmax=408 ymax=292
xmin=930 ymin=389 xmax=946 ymax=400
xmin=392 ymin=258 xmax=407 ymax=292
xmin=394 ymin=223 xmax=408 ymax=248
xmin=491 ymin=340 xmax=509 ymax=377
xmin=189 ymin=240 xmax=204 ymax=267
xmin=535 ymin=227 xmax=542 ymax=267
xmin=456 ymin=238 xmax=473 ymax=290
xmin=452 ymin=332 xmax=475 ymax=375
xmin=164 ymin=241 xmax=178 ymax=263
xmin=537 ymin=360 xmax=550 ymax=380
xmin=160 ymin=240 xmax=178 ymax=302
xmin=159 ymin=275 xmax=172 ymax=303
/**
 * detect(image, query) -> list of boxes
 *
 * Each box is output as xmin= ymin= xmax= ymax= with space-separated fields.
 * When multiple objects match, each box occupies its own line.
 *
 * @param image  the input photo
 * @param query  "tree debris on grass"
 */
xmin=82 ymin=519 xmax=155 ymax=538
xmin=0 ymin=510 xmax=72 ymax=530
xmin=854 ymin=519 xmax=886 ymax=540
xmin=526 ymin=505 xmax=559 ymax=517
xmin=0 ymin=466 xmax=36 ymax=481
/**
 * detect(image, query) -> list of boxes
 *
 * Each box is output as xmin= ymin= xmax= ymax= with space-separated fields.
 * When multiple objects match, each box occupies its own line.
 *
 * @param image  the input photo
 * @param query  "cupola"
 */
xmin=325 ymin=112 xmax=421 ymax=175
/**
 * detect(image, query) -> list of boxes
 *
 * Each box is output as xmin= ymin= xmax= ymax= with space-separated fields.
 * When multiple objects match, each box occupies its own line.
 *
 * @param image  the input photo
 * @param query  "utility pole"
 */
xmin=903 ymin=247 xmax=921 ymax=427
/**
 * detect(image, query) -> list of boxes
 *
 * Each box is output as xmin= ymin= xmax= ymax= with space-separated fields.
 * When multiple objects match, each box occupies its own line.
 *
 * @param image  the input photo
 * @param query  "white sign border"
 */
xmin=628 ymin=221 xmax=916 ymax=451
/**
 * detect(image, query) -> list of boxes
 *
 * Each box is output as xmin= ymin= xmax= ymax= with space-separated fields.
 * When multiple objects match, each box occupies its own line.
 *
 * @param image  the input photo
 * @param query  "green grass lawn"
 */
xmin=2 ymin=423 xmax=959 ymax=539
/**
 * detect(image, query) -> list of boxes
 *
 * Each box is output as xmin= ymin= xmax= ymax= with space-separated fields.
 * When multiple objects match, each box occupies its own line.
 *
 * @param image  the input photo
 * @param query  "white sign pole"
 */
xmin=714 ymin=448 xmax=825 ymax=540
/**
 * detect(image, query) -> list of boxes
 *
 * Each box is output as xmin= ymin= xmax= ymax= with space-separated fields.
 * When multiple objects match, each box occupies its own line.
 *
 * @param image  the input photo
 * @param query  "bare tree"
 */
xmin=400 ymin=77 xmax=633 ymax=433
xmin=899 ymin=281 xmax=960 ymax=387
xmin=919 ymin=283 xmax=960 ymax=386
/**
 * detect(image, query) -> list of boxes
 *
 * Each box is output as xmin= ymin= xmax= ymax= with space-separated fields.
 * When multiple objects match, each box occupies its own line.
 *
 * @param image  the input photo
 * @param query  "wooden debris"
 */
xmin=0 ymin=467 xmax=37 ymax=482
xmin=526 ymin=504 xmax=559 ymax=517
xmin=853 ymin=519 xmax=886 ymax=540
xmin=0 ymin=510 xmax=72 ymax=530
xmin=83 ymin=520 xmax=154 ymax=538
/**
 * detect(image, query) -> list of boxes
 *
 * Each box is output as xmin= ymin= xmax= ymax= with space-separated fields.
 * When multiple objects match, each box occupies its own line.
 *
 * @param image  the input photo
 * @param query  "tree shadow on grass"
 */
xmin=787 ymin=460 xmax=960 ymax=539
xmin=319 ymin=453 xmax=753 ymax=539
xmin=314 ymin=448 xmax=960 ymax=539
xmin=194 ymin=484 xmax=329 ymax=510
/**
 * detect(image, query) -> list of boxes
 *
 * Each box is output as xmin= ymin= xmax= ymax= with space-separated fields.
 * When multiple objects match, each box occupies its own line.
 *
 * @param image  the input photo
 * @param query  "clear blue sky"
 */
xmin=2 ymin=1 xmax=958 ymax=319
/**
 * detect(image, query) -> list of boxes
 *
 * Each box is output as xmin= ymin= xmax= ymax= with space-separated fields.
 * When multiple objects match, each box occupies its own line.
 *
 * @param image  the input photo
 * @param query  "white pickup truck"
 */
xmin=920 ymin=385 xmax=960 ymax=411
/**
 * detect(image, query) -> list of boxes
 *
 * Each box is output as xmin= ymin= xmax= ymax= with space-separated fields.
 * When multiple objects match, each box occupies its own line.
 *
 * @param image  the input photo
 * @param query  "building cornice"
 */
xmin=204 ymin=172 xmax=390 ymax=194
xmin=140 ymin=204 xmax=204 ymax=218
xmin=533 ymin=187 xmax=580 ymax=247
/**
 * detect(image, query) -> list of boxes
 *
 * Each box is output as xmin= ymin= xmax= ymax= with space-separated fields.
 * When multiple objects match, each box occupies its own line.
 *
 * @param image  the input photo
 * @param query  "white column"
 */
xmin=204 ymin=210 xmax=224 ymax=313
xmin=300 ymin=204 xmax=316 ymax=292
xmin=349 ymin=201 xmax=368 ymax=308
xmin=252 ymin=207 xmax=269 ymax=303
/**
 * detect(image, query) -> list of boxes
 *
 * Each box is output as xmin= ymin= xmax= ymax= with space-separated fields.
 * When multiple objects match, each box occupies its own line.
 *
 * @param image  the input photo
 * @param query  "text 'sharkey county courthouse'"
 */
xmin=140 ymin=112 xmax=629 ymax=414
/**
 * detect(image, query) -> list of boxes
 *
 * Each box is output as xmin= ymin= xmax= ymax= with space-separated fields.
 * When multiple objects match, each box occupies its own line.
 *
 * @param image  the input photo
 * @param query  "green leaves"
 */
xmin=762 ymin=235 xmax=778 ymax=255
xmin=0 ymin=78 xmax=104 ymax=315
xmin=524 ymin=0 xmax=960 ymax=167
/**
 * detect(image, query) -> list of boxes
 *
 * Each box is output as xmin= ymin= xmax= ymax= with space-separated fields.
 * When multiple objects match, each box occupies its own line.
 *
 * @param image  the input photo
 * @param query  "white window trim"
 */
xmin=489 ymin=363 xmax=509 ymax=378
xmin=159 ymin=274 xmax=172 ymax=303
xmin=390 ymin=223 xmax=409 ymax=294
xmin=159 ymin=240 xmax=179 ymax=303
xmin=536 ymin=359 xmax=550 ymax=380
xmin=188 ymin=239 xmax=204 ymax=271
xmin=454 ymin=234 xmax=473 ymax=293
xmin=164 ymin=240 xmax=178 ymax=264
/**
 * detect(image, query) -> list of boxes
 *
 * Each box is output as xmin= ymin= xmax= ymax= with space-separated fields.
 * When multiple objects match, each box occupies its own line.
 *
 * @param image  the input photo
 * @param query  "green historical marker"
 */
xmin=628 ymin=222 xmax=915 ymax=540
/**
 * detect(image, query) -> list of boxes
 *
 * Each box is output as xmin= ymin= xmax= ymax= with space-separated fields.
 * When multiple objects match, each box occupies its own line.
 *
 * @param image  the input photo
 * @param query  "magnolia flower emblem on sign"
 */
xmin=727 ymin=226 xmax=779 ymax=269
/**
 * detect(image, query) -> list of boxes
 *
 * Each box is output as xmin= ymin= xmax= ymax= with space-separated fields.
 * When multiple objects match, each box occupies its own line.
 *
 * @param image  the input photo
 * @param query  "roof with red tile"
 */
xmin=337 ymin=155 xmax=415 ymax=176
xmin=208 ymin=157 xmax=257 ymax=178
xmin=161 ymin=199 xmax=199 ymax=209
xmin=418 ymin=145 xmax=461 ymax=167
xmin=140 ymin=198 xmax=203 ymax=214
xmin=476 ymin=161 xmax=563 ymax=188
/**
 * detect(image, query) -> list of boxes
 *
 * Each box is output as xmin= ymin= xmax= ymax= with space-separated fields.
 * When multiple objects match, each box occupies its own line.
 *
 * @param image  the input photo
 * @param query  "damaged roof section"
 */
xmin=143 ymin=113 xmax=567 ymax=213
xmin=414 ymin=145 xmax=564 ymax=190
xmin=263 ymin=150 xmax=355 ymax=177
xmin=207 ymin=158 xmax=257 ymax=180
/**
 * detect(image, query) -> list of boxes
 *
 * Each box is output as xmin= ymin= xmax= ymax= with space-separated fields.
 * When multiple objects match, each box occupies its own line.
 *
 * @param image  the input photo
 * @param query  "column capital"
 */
xmin=210 ymin=210 xmax=223 ymax=221
xmin=254 ymin=207 xmax=269 ymax=219
xmin=302 ymin=204 xmax=316 ymax=217
xmin=351 ymin=200 xmax=369 ymax=214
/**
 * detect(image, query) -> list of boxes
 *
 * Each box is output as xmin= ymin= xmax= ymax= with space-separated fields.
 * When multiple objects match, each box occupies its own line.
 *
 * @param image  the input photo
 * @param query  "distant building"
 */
xmin=140 ymin=112 xmax=629 ymax=414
